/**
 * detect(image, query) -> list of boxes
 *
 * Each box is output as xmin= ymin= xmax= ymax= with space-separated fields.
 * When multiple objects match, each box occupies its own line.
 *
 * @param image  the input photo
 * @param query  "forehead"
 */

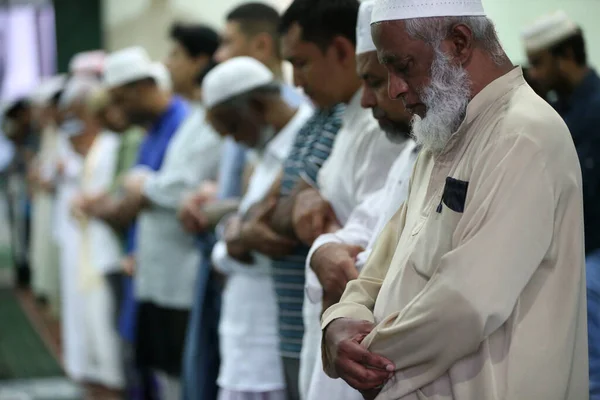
xmin=356 ymin=51 xmax=386 ymax=78
xmin=223 ymin=21 xmax=244 ymax=39
xmin=372 ymin=20 xmax=423 ymax=63
xmin=281 ymin=23 xmax=306 ymax=58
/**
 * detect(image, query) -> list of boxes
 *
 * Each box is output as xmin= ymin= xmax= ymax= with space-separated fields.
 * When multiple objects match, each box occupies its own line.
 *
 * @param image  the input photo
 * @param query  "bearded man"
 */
xmin=321 ymin=1 xmax=589 ymax=399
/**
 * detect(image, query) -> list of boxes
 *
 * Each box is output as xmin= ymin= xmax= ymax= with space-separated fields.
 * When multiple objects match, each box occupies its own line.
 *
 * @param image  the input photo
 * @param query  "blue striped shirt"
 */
xmin=272 ymin=104 xmax=345 ymax=358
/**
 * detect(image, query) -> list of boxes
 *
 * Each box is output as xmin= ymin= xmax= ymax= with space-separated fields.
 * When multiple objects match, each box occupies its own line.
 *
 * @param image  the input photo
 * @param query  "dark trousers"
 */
xmin=282 ymin=357 xmax=301 ymax=400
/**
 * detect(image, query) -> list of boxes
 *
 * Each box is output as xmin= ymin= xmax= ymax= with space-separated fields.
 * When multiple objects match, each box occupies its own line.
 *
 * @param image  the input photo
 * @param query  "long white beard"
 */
xmin=411 ymin=46 xmax=471 ymax=153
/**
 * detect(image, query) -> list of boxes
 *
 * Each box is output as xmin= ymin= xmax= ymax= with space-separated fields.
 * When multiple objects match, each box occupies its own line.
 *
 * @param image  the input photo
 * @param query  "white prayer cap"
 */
xmin=371 ymin=0 xmax=485 ymax=25
xmin=69 ymin=50 xmax=106 ymax=76
xmin=151 ymin=62 xmax=173 ymax=93
xmin=356 ymin=1 xmax=376 ymax=55
xmin=521 ymin=11 xmax=580 ymax=53
xmin=30 ymin=75 xmax=67 ymax=106
xmin=202 ymin=56 xmax=274 ymax=109
xmin=104 ymin=47 xmax=169 ymax=90
xmin=59 ymin=76 xmax=101 ymax=110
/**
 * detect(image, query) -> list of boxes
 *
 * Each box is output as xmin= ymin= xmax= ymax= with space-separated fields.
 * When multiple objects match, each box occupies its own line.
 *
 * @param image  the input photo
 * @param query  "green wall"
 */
xmin=52 ymin=0 xmax=102 ymax=73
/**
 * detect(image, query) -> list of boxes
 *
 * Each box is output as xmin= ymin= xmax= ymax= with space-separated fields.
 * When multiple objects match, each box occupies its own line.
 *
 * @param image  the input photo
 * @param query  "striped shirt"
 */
xmin=272 ymin=104 xmax=345 ymax=359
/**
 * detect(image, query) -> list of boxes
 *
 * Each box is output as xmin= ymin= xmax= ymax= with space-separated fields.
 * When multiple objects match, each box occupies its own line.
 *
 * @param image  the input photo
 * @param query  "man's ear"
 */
xmin=449 ymin=24 xmax=475 ymax=65
xmin=330 ymin=35 xmax=356 ymax=68
xmin=252 ymin=32 xmax=275 ymax=61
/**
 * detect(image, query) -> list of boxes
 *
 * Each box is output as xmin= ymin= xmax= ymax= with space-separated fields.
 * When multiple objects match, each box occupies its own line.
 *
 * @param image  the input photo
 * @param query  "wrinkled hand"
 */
xmin=178 ymin=189 xmax=211 ymax=233
xmin=239 ymin=198 xmax=298 ymax=258
xmin=311 ymin=243 xmax=364 ymax=311
xmin=293 ymin=188 xmax=339 ymax=246
xmin=123 ymin=172 xmax=147 ymax=195
xmin=324 ymin=318 xmax=394 ymax=392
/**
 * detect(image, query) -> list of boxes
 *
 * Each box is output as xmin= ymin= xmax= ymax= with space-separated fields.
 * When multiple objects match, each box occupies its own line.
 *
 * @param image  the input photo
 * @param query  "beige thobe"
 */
xmin=322 ymin=67 xmax=589 ymax=400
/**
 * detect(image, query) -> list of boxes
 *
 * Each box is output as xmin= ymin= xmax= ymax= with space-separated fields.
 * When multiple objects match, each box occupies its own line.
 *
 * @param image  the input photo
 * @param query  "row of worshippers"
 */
xmin=2 ymin=0 xmax=600 ymax=399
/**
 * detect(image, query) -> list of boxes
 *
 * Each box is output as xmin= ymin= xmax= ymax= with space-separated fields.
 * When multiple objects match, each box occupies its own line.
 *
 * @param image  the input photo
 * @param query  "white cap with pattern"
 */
xmin=371 ymin=0 xmax=485 ymax=25
xmin=356 ymin=1 xmax=376 ymax=55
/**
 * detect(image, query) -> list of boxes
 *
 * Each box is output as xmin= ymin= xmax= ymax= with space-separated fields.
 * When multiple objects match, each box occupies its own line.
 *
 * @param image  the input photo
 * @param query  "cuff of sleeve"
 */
xmin=305 ymin=233 xmax=344 ymax=304
xmin=321 ymin=302 xmax=376 ymax=331
xmin=299 ymin=170 xmax=318 ymax=189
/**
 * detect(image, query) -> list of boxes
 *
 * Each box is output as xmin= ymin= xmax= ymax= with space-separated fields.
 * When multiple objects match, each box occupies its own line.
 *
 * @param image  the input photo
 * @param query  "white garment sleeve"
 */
xmin=144 ymin=117 xmax=223 ymax=210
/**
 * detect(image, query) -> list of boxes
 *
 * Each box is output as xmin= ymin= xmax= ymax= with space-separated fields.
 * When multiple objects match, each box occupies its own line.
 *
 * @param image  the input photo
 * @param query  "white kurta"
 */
xmin=211 ymin=103 xmax=313 ymax=393
xmin=300 ymin=90 xmax=405 ymax=399
xmin=76 ymin=131 xmax=124 ymax=389
xmin=54 ymin=134 xmax=86 ymax=381
xmin=31 ymin=125 xmax=61 ymax=312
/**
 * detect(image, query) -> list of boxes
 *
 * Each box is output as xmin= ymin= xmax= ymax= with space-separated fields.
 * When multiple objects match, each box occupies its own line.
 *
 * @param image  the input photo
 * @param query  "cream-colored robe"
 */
xmin=322 ymin=68 xmax=589 ymax=400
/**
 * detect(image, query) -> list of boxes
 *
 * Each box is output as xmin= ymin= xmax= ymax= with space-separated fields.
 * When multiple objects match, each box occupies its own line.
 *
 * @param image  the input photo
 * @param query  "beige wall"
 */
xmin=102 ymin=0 xmax=293 ymax=60
xmin=102 ymin=0 xmax=600 ymax=68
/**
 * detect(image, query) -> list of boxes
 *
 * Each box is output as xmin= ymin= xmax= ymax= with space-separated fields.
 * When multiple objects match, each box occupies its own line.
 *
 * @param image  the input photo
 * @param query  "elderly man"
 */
xmin=203 ymin=56 xmax=314 ymax=400
xmin=322 ymin=1 xmax=588 ymax=399
xmin=303 ymin=2 xmax=416 ymax=400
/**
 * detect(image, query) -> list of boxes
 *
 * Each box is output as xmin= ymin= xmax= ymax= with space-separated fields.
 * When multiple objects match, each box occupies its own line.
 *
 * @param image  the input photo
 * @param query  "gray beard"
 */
xmin=411 ymin=45 xmax=471 ymax=153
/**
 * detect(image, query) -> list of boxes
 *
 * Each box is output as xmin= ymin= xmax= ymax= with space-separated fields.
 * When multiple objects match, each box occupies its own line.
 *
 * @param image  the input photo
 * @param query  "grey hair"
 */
xmin=405 ymin=16 xmax=506 ymax=66
xmin=216 ymin=82 xmax=281 ymax=109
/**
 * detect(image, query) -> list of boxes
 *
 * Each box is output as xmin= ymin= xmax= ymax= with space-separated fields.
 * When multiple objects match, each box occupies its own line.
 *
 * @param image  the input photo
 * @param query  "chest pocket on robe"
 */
xmin=409 ymin=177 xmax=469 ymax=279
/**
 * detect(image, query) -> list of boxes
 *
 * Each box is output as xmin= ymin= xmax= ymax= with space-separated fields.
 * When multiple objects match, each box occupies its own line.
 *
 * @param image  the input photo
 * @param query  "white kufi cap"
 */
xmin=202 ymin=57 xmax=274 ymax=109
xmin=521 ymin=11 xmax=579 ymax=53
xmin=372 ymin=0 xmax=485 ymax=24
xmin=59 ymin=76 xmax=101 ymax=110
xmin=356 ymin=1 xmax=376 ymax=55
xmin=104 ymin=47 xmax=169 ymax=90
xmin=30 ymin=75 xmax=67 ymax=106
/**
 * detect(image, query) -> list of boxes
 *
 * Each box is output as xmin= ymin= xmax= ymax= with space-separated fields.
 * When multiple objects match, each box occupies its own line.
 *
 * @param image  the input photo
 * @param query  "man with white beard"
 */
xmin=321 ymin=0 xmax=589 ymax=399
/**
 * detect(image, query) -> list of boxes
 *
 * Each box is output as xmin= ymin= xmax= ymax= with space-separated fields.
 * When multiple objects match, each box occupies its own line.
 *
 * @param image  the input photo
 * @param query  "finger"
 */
xmin=310 ymin=212 xmax=325 ymax=242
xmin=342 ymin=261 xmax=359 ymax=281
xmin=346 ymin=245 xmax=366 ymax=258
xmin=342 ymin=338 xmax=395 ymax=372
xmin=337 ymin=358 xmax=389 ymax=390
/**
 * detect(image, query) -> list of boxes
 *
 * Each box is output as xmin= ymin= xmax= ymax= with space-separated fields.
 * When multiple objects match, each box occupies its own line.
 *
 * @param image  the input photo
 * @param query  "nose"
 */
xmin=388 ymin=74 xmax=409 ymax=100
xmin=360 ymin=86 xmax=377 ymax=109
xmin=214 ymin=47 xmax=226 ymax=63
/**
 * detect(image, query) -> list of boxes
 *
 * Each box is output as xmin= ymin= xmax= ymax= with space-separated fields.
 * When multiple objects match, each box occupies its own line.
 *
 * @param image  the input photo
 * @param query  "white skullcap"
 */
xmin=69 ymin=50 xmax=105 ymax=76
xmin=522 ymin=11 xmax=579 ymax=53
xmin=104 ymin=47 xmax=168 ymax=90
xmin=59 ymin=76 xmax=101 ymax=110
xmin=30 ymin=75 xmax=67 ymax=106
xmin=151 ymin=62 xmax=172 ymax=93
xmin=372 ymin=0 xmax=485 ymax=24
xmin=356 ymin=1 xmax=376 ymax=55
xmin=202 ymin=57 xmax=274 ymax=109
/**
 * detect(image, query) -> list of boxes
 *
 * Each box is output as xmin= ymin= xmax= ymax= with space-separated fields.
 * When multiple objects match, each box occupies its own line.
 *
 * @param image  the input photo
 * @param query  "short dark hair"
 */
xmin=550 ymin=29 xmax=587 ymax=66
xmin=279 ymin=0 xmax=359 ymax=49
xmin=226 ymin=2 xmax=281 ymax=38
xmin=170 ymin=23 xmax=220 ymax=58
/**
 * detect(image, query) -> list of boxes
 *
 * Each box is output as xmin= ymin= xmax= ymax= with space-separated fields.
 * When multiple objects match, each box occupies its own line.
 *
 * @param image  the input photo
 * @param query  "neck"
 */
xmin=179 ymin=86 xmax=197 ymax=101
xmin=340 ymin=73 xmax=363 ymax=104
xmin=266 ymin=98 xmax=297 ymax=132
xmin=466 ymin=52 xmax=514 ymax=99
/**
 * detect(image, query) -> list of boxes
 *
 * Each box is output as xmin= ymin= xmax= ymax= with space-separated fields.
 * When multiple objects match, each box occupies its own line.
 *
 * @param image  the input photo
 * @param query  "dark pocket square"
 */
xmin=436 ymin=177 xmax=469 ymax=213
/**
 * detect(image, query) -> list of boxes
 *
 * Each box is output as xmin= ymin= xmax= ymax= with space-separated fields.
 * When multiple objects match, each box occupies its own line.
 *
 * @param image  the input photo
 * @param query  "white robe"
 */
xmin=54 ymin=134 xmax=86 ymax=381
xmin=30 ymin=125 xmax=61 ymax=314
xmin=76 ymin=131 xmax=124 ymax=389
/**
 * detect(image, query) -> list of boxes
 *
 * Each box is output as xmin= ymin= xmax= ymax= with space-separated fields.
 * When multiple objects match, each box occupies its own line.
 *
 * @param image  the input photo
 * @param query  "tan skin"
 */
xmin=215 ymin=21 xmax=283 ymax=79
xmin=165 ymin=41 xmax=210 ymax=100
xmin=311 ymin=50 xmax=414 ymax=314
xmin=324 ymin=20 xmax=514 ymax=398
xmin=527 ymin=47 xmax=590 ymax=98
